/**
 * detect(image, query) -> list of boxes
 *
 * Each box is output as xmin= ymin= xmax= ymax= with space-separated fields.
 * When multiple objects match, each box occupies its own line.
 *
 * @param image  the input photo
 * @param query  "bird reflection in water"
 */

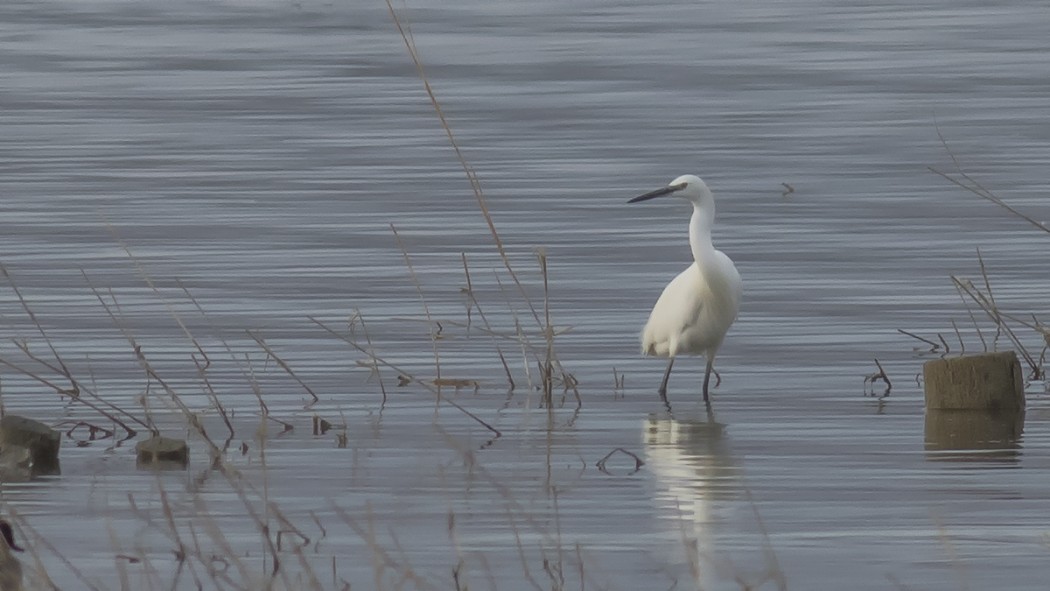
xmin=645 ymin=410 xmax=788 ymax=589
xmin=644 ymin=408 xmax=739 ymax=587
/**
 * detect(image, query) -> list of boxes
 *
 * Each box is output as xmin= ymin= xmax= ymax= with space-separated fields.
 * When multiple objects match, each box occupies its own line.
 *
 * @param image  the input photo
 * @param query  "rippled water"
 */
xmin=2 ymin=0 xmax=1050 ymax=589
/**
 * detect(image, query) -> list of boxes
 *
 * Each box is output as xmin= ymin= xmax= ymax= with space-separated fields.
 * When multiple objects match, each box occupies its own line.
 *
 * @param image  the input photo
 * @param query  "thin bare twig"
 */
xmin=932 ymin=124 xmax=1050 ymax=233
xmin=246 ymin=330 xmax=319 ymax=405
xmin=384 ymin=0 xmax=542 ymax=326
xmin=897 ymin=328 xmax=941 ymax=353
xmin=863 ymin=358 xmax=892 ymax=396
xmin=309 ymin=316 xmax=501 ymax=440
xmin=391 ymin=224 xmax=442 ymax=379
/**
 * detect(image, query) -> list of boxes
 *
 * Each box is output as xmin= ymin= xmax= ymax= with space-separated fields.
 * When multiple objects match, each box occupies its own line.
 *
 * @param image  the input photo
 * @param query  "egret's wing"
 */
xmin=641 ymin=265 xmax=704 ymax=356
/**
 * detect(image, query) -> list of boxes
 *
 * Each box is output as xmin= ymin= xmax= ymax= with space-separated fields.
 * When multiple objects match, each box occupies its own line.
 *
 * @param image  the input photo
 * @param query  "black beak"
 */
xmin=627 ymin=182 xmax=686 ymax=203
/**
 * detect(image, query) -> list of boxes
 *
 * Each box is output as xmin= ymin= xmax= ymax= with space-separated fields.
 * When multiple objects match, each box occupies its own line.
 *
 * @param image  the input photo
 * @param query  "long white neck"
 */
xmin=688 ymin=202 xmax=717 ymax=269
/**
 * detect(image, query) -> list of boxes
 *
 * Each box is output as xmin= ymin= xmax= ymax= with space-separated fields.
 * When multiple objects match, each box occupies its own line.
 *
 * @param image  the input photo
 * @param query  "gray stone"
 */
xmin=0 ymin=415 xmax=60 ymax=475
xmin=136 ymin=435 xmax=189 ymax=470
xmin=0 ymin=446 xmax=33 ymax=482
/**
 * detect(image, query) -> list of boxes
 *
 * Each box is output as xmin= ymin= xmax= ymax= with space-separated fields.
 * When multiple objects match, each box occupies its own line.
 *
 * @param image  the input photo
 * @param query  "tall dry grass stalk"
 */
xmin=927 ymin=131 xmax=1049 ymax=381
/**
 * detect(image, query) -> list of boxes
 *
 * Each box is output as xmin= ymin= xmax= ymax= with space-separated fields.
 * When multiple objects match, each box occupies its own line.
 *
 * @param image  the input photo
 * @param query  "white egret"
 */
xmin=628 ymin=174 xmax=741 ymax=403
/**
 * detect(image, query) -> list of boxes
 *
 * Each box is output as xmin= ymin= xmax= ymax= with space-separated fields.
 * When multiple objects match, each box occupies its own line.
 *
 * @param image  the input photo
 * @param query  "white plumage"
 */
xmin=628 ymin=174 xmax=741 ymax=403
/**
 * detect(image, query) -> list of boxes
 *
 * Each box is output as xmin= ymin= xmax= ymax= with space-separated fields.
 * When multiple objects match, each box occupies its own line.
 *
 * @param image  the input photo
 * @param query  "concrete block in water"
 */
xmin=923 ymin=351 xmax=1025 ymax=412
xmin=0 ymin=445 xmax=34 ymax=482
xmin=0 ymin=415 xmax=61 ymax=475
xmin=136 ymin=435 xmax=189 ymax=470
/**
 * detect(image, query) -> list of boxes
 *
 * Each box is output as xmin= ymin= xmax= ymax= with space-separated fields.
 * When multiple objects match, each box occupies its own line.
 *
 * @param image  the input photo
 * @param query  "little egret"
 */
xmin=628 ymin=174 xmax=741 ymax=404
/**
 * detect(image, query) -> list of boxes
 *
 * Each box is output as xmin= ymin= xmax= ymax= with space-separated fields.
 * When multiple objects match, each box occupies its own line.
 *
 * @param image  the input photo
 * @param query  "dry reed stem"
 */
xmin=384 ymin=0 xmax=541 ymax=327
xmin=976 ymin=248 xmax=1004 ymax=347
xmin=929 ymin=166 xmax=1050 ymax=234
xmin=1 ymin=262 xmax=329 ymax=589
xmin=183 ymin=495 xmax=254 ymax=587
xmin=491 ymin=272 xmax=537 ymax=391
xmin=391 ymin=224 xmax=443 ymax=379
xmin=951 ymin=275 xmax=1041 ymax=376
xmin=0 ymin=267 xmax=144 ymax=435
xmin=412 ymin=257 xmax=561 ymax=394
xmin=173 ymin=279 xmax=299 ymax=435
xmin=496 ymin=348 xmax=515 ymax=390
xmin=351 ymin=310 xmax=388 ymax=410
xmin=332 ymin=504 xmax=436 ymax=591
xmin=242 ymin=353 xmax=296 ymax=432
xmin=896 ymin=329 xmax=942 ymax=352
xmin=863 ymin=358 xmax=892 ymax=396
xmin=538 ymin=250 xmax=554 ymax=411
xmin=460 ymin=253 xmax=474 ymax=330
xmin=90 ymin=272 xmax=267 ymax=451
xmin=308 ymin=316 xmax=502 ymax=440
xmin=461 ymin=254 xmax=517 ymax=390
xmin=0 ymin=264 xmax=77 ymax=385
xmin=951 ymin=276 xmax=988 ymax=351
xmin=392 ymin=315 xmax=572 ymax=347
xmin=192 ymin=363 xmax=236 ymax=448
xmin=950 ymin=319 xmax=965 ymax=354
xmin=106 ymin=230 xmax=214 ymax=368
xmin=168 ymin=279 xmax=235 ymax=441
xmin=383 ymin=0 xmax=584 ymax=415
xmin=104 ymin=245 xmax=303 ymax=439
xmin=932 ymin=128 xmax=1047 ymax=380
xmin=11 ymin=508 xmax=89 ymax=591
xmin=931 ymin=125 xmax=1050 ymax=234
xmin=246 ymin=329 xmax=320 ymax=405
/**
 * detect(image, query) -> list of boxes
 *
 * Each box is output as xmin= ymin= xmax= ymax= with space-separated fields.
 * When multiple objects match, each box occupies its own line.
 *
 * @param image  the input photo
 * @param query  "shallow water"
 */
xmin=2 ymin=0 xmax=1050 ymax=589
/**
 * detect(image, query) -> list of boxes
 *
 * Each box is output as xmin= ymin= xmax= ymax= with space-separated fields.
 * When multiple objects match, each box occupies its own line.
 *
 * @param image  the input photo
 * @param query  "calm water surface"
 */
xmin=2 ymin=0 xmax=1050 ymax=589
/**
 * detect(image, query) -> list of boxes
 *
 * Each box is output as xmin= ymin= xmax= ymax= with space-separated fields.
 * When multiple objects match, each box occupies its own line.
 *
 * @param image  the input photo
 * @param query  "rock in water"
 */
xmin=0 ymin=415 xmax=61 ymax=476
xmin=136 ymin=435 xmax=189 ymax=470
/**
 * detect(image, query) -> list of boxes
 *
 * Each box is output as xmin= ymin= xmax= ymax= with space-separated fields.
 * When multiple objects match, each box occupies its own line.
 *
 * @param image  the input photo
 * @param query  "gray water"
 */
xmin=2 ymin=0 xmax=1050 ymax=589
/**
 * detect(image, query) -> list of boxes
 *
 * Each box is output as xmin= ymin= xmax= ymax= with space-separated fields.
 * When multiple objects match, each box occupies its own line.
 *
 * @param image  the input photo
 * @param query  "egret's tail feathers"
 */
xmin=641 ymin=334 xmax=671 ymax=357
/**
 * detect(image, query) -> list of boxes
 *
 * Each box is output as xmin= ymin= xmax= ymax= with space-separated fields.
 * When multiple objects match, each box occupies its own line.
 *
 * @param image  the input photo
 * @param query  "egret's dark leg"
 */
xmin=658 ymin=357 xmax=675 ymax=397
xmin=712 ymin=368 xmax=722 ymax=388
xmin=702 ymin=357 xmax=715 ymax=403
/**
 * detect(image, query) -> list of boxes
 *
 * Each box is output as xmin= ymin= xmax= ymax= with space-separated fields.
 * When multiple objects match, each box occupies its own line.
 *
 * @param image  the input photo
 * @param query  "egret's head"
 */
xmin=628 ymin=174 xmax=713 ymax=206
